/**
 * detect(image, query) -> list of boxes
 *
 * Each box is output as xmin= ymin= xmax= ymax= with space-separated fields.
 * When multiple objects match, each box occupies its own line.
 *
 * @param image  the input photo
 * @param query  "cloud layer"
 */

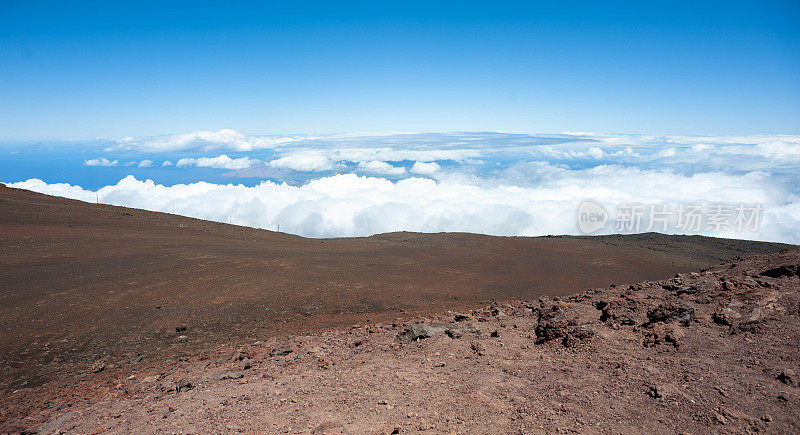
xmin=8 ymin=132 xmax=800 ymax=243
xmin=176 ymin=155 xmax=260 ymax=170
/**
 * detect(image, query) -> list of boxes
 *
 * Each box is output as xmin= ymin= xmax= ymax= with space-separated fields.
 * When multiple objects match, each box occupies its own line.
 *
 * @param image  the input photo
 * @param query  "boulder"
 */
xmin=394 ymin=323 xmax=445 ymax=343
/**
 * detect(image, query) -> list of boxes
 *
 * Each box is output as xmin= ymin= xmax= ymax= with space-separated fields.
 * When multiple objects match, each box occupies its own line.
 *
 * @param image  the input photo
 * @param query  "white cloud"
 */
xmin=138 ymin=160 xmax=154 ymax=168
xmin=268 ymin=153 xmax=333 ymax=172
xmin=410 ymin=161 xmax=441 ymax=175
xmin=327 ymin=147 xmax=482 ymax=163
xmin=124 ymin=161 xmax=137 ymax=166
xmin=176 ymin=155 xmax=260 ymax=170
xmin=162 ymin=160 xmax=173 ymax=167
xmin=107 ymin=129 xmax=300 ymax=153
xmin=84 ymin=158 xmax=118 ymax=167
xmin=587 ymin=147 xmax=605 ymax=159
xmin=356 ymin=160 xmax=407 ymax=175
xmin=11 ymin=158 xmax=797 ymax=243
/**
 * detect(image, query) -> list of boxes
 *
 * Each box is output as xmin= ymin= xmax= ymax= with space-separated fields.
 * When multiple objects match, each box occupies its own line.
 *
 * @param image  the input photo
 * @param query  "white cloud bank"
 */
xmin=107 ymin=129 xmax=300 ymax=153
xmin=410 ymin=161 xmax=441 ymax=175
xmin=356 ymin=160 xmax=407 ymax=176
xmin=9 ymin=164 xmax=800 ymax=243
xmin=176 ymin=155 xmax=260 ymax=170
xmin=267 ymin=153 xmax=333 ymax=172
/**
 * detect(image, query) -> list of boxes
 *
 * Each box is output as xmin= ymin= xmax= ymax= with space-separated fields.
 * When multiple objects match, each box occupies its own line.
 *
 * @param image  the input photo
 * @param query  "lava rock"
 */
xmin=175 ymin=379 xmax=193 ymax=393
xmin=760 ymin=265 xmax=800 ymax=279
xmin=535 ymin=318 xmax=571 ymax=344
xmin=453 ymin=313 xmax=471 ymax=322
xmin=270 ymin=345 xmax=294 ymax=356
xmin=643 ymin=323 xmax=684 ymax=348
xmin=562 ymin=326 xmax=595 ymax=348
xmin=394 ymin=323 xmax=444 ymax=343
xmin=646 ymin=303 xmax=694 ymax=326
xmin=777 ymin=369 xmax=797 ymax=387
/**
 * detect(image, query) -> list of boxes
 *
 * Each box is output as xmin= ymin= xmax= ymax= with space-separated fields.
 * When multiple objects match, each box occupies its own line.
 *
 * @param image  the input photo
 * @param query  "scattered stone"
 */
xmin=91 ymin=361 xmax=105 ymax=373
xmin=36 ymin=412 xmax=74 ymax=434
xmin=647 ymin=384 xmax=662 ymax=399
xmin=646 ymin=303 xmax=694 ymax=326
xmin=311 ymin=421 xmax=350 ymax=434
xmin=643 ymin=323 xmax=684 ymax=348
xmin=143 ymin=375 xmax=160 ymax=383
xmin=712 ymin=308 xmax=740 ymax=326
xmin=596 ymin=298 xmax=640 ymax=325
xmin=535 ymin=318 xmax=571 ymax=344
xmin=215 ymin=370 xmax=244 ymax=381
xmin=470 ymin=341 xmax=485 ymax=356
xmin=453 ymin=313 xmax=470 ymax=322
xmin=490 ymin=300 xmax=507 ymax=318
xmin=490 ymin=330 xmax=499 ymax=338
xmin=270 ymin=345 xmax=294 ymax=356
xmin=349 ymin=339 xmax=363 ymax=348
xmin=175 ymin=325 xmax=188 ymax=333
xmin=760 ymin=265 xmax=800 ymax=279
xmin=394 ymin=323 xmax=444 ymax=343
xmin=444 ymin=328 xmax=462 ymax=339
xmin=176 ymin=335 xmax=188 ymax=342
xmin=175 ymin=379 xmax=193 ymax=393
xmin=777 ymin=369 xmax=796 ymax=387
xmin=562 ymin=327 xmax=595 ymax=348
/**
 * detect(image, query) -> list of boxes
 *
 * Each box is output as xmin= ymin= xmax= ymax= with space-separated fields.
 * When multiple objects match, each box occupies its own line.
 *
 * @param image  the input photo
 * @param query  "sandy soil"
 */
xmin=0 ymin=184 xmax=795 ymax=433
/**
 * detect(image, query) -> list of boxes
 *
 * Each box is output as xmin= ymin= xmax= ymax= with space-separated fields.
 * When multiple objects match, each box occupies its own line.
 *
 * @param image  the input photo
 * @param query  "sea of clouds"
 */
xmin=7 ymin=131 xmax=800 ymax=243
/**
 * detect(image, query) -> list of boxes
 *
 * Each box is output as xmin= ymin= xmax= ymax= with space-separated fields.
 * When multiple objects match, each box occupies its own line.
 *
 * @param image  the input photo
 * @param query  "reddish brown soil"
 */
xmin=0 ymin=184 xmax=795 ymax=432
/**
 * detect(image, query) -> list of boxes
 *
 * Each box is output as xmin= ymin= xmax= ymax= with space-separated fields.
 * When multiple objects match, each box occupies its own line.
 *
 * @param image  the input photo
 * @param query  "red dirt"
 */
xmin=0 ymin=184 xmax=795 ymax=433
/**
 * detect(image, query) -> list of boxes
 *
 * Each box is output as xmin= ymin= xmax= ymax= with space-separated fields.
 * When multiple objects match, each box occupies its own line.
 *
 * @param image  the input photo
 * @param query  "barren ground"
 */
xmin=0 ymin=184 xmax=795 ymax=433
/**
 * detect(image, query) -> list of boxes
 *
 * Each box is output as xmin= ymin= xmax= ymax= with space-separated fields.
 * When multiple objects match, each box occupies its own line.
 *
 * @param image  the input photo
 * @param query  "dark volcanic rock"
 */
xmin=777 ymin=369 xmax=797 ymax=387
xmin=562 ymin=326 xmax=595 ymax=348
xmin=760 ymin=265 xmax=800 ymax=279
xmin=269 ymin=345 xmax=294 ymax=356
xmin=175 ymin=379 xmax=193 ymax=393
xmin=453 ymin=313 xmax=471 ymax=322
xmin=536 ymin=318 xmax=571 ymax=343
xmin=646 ymin=303 xmax=694 ymax=326
xmin=643 ymin=323 xmax=684 ymax=348
xmin=395 ymin=323 xmax=445 ymax=343
xmin=596 ymin=297 xmax=642 ymax=325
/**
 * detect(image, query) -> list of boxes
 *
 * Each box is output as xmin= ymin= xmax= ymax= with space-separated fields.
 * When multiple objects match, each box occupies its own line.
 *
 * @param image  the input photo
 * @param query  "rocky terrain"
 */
xmin=0 ymin=185 xmax=797 ymax=433
xmin=5 ymin=249 xmax=797 ymax=434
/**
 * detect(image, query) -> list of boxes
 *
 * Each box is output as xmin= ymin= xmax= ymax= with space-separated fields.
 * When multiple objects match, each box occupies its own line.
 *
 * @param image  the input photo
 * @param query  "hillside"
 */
xmin=0 ymin=184 xmax=794 ymax=430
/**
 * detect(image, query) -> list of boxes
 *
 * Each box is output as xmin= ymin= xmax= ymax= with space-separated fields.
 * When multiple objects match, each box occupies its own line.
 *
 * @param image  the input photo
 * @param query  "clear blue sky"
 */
xmin=1 ymin=0 xmax=798 ymax=140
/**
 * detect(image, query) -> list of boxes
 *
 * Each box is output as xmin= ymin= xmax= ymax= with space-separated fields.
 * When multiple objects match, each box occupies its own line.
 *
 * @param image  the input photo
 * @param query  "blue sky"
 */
xmin=2 ymin=1 xmax=799 ymax=139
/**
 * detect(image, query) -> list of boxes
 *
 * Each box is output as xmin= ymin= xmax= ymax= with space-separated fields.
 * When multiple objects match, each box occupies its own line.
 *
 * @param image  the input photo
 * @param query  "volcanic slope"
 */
xmin=0 ymin=184 xmax=793 ymax=426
